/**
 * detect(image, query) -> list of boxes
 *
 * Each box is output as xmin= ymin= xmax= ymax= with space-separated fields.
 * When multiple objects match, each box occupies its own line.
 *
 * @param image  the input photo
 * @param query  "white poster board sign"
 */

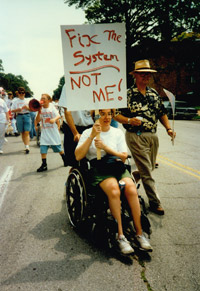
xmin=60 ymin=23 xmax=127 ymax=111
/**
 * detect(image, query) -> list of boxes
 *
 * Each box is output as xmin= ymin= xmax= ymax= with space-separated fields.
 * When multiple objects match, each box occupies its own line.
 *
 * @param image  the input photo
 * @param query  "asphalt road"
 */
xmin=0 ymin=120 xmax=200 ymax=291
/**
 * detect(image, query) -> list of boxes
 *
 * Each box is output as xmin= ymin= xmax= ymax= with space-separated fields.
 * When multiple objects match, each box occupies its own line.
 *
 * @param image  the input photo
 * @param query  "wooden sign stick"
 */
xmin=95 ymin=109 xmax=101 ymax=160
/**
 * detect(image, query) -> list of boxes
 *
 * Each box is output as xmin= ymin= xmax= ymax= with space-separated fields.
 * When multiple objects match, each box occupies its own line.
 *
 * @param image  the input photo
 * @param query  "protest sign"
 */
xmin=60 ymin=23 xmax=127 ymax=111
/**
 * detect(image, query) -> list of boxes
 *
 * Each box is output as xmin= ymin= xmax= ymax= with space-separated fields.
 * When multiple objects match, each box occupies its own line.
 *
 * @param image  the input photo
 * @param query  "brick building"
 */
xmin=128 ymin=39 xmax=200 ymax=105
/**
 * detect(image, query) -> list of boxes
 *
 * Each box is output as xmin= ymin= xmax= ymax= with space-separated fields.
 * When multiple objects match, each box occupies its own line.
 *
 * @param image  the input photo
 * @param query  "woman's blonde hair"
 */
xmin=42 ymin=93 xmax=52 ymax=102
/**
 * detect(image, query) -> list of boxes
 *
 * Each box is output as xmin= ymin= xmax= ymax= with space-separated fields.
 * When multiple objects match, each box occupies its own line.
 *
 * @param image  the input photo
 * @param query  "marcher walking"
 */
xmin=11 ymin=87 xmax=31 ymax=153
xmin=0 ymin=97 xmax=9 ymax=154
xmin=35 ymin=94 xmax=66 ymax=172
xmin=6 ymin=91 xmax=20 ymax=136
xmin=115 ymin=59 xmax=176 ymax=215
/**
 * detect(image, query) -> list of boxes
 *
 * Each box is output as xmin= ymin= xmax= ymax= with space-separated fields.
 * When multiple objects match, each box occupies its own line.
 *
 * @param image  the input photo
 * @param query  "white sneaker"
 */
xmin=0 ymin=150 xmax=3 ymax=154
xmin=116 ymin=234 xmax=134 ymax=255
xmin=136 ymin=234 xmax=153 ymax=251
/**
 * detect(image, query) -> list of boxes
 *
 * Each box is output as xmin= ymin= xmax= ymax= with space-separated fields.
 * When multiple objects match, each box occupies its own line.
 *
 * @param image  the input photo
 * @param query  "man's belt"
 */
xmin=127 ymin=128 xmax=156 ymax=134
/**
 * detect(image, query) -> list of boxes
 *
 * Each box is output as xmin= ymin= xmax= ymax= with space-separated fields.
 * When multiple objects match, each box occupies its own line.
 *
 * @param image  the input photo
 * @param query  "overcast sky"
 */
xmin=0 ymin=0 xmax=86 ymax=98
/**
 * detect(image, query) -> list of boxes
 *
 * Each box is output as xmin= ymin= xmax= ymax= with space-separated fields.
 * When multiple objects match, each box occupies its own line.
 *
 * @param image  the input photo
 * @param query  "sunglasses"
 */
xmin=8 ymin=93 xmax=13 ymax=95
xmin=135 ymin=72 xmax=152 ymax=76
xmin=19 ymin=92 xmax=25 ymax=94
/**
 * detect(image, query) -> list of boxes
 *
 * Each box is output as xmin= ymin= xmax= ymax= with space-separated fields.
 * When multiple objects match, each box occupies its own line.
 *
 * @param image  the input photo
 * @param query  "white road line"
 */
xmin=0 ymin=166 xmax=14 ymax=211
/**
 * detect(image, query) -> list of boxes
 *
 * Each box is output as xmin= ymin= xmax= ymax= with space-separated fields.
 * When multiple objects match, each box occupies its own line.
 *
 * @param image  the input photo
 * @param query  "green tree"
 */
xmin=0 ymin=59 xmax=33 ymax=95
xmin=64 ymin=0 xmax=200 ymax=87
xmin=64 ymin=0 xmax=200 ymax=44
xmin=0 ymin=59 xmax=4 ymax=72
xmin=52 ymin=76 xmax=65 ymax=100
xmin=0 ymin=71 xmax=33 ymax=96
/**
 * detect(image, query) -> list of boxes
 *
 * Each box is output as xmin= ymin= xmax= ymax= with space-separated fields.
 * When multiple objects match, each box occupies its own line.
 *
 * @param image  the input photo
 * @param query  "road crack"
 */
xmin=138 ymin=259 xmax=154 ymax=291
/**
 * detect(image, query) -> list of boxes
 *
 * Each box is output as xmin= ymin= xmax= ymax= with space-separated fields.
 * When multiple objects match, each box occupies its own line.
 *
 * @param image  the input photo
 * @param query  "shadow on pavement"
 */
xmin=1 ymin=200 xmax=113 ymax=286
xmin=1 ymin=198 xmax=154 ymax=287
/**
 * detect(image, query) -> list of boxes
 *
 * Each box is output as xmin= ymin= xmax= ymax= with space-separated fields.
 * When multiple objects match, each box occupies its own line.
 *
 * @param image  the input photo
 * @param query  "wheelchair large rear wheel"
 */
xmin=66 ymin=168 xmax=87 ymax=228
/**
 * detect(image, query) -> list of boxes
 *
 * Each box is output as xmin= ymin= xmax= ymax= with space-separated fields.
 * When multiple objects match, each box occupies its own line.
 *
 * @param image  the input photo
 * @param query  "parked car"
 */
xmin=163 ymin=100 xmax=198 ymax=120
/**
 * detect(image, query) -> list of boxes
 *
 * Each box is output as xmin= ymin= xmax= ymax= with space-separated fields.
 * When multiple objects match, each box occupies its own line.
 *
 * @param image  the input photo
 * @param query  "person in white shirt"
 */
xmin=35 ymin=93 xmax=66 ymax=172
xmin=0 ymin=87 xmax=8 ymax=104
xmin=6 ymin=91 xmax=19 ymax=136
xmin=75 ymin=109 xmax=152 ymax=255
xmin=0 ymin=98 xmax=9 ymax=153
xmin=11 ymin=87 xmax=31 ymax=153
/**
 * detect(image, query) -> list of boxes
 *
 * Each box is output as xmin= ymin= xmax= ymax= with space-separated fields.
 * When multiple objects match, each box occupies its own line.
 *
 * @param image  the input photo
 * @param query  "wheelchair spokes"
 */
xmin=66 ymin=169 xmax=87 ymax=227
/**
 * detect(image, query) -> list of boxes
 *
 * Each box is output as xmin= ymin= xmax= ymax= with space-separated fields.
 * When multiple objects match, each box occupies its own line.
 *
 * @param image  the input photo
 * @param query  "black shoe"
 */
xmin=37 ymin=165 xmax=47 ymax=172
xmin=15 ymin=132 xmax=20 ymax=136
xmin=61 ymin=154 xmax=68 ymax=167
xmin=25 ymin=148 xmax=30 ymax=154
xmin=149 ymin=205 xmax=165 ymax=215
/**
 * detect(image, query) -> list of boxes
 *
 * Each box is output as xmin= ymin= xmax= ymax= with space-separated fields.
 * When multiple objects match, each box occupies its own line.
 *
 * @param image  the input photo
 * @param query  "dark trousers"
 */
xmin=63 ymin=121 xmax=92 ymax=167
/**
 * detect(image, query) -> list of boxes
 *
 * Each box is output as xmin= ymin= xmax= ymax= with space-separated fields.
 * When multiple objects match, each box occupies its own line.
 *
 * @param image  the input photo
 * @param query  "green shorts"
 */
xmin=90 ymin=168 xmax=132 ymax=187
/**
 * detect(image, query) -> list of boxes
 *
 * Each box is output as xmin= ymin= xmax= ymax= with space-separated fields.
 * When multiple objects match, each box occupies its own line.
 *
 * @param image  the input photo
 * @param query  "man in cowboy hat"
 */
xmin=115 ymin=59 xmax=176 ymax=215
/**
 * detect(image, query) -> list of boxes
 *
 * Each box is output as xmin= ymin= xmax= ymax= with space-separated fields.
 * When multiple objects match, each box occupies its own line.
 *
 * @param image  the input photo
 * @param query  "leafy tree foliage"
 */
xmin=52 ymin=76 xmax=65 ymax=100
xmin=0 ymin=59 xmax=4 ymax=72
xmin=172 ymin=31 xmax=200 ymax=42
xmin=64 ymin=0 xmax=200 ymax=88
xmin=0 ymin=60 xmax=33 ymax=95
xmin=64 ymin=0 xmax=200 ymax=44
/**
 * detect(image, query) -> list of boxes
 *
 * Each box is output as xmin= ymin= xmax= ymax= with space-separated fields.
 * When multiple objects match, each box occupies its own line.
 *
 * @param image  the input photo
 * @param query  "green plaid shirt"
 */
xmin=117 ymin=85 xmax=167 ymax=133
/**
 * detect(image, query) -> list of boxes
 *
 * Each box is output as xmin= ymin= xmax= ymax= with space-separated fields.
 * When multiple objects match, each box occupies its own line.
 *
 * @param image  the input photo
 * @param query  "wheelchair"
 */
xmin=65 ymin=157 xmax=152 ymax=254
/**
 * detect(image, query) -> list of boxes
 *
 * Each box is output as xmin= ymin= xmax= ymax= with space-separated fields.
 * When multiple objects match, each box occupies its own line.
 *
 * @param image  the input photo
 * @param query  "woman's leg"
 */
xmin=122 ymin=177 xmax=142 ymax=236
xmin=99 ymin=177 xmax=123 ymax=236
xmin=21 ymin=131 xmax=30 ymax=146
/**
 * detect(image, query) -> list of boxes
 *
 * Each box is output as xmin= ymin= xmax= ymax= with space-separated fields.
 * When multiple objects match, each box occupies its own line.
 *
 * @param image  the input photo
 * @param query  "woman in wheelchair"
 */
xmin=75 ymin=109 xmax=152 ymax=255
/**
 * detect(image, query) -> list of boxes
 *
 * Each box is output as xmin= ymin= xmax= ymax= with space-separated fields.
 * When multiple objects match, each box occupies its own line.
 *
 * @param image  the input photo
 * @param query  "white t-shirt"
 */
xmin=11 ymin=97 xmax=31 ymax=114
xmin=77 ymin=126 xmax=127 ymax=161
xmin=0 ymin=98 xmax=9 ymax=123
xmin=58 ymin=84 xmax=94 ymax=126
xmin=6 ymin=99 xmax=13 ymax=109
xmin=40 ymin=103 xmax=61 ymax=145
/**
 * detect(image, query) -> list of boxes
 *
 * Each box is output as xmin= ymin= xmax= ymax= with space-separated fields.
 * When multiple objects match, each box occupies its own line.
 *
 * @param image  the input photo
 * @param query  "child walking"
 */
xmin=35 ymin=94 xmax=66 ymax=172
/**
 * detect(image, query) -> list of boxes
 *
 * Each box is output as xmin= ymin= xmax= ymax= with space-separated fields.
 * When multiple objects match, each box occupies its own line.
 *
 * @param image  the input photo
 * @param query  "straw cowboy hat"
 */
xmin=129 ymin=59 xmax=157 ymax=74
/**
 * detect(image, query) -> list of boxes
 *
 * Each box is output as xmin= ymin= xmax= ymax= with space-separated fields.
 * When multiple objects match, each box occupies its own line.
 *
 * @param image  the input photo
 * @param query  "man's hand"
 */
xmin=167 ymin=129 xmax=176 ymax=139
xmin=74 ymin=133 xmax=81 ymax=142
xmin=129 ymin=117 xmax=142 ymax=126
